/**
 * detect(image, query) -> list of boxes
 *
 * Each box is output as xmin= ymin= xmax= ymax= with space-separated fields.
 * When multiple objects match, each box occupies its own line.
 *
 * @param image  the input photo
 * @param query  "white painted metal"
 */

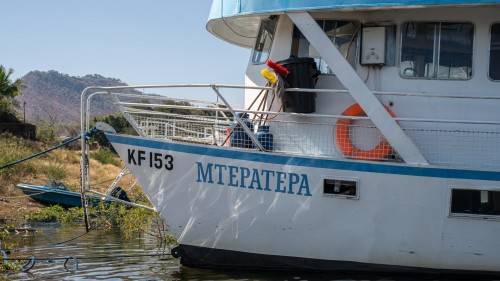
xmin=95 ymin=121 xmax=116 ymax=134
xmin=210 ymin=85 xmax=266 ymax=151
xmin=117 ymin=101 xmax=500 ymax=125
xmin=109 ymin=136 xmax=500 ymax=272
xmin=287 ymin=12 xmax=428 ymax=166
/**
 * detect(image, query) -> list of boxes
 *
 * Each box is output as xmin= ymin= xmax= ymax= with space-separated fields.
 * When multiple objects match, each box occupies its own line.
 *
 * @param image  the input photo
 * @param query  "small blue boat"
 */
xmin=17 ymin=179 xmax=104 ymax=208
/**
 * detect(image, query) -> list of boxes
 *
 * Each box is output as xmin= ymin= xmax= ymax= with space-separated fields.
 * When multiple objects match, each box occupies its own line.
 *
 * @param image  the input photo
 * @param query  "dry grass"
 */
xmin=0 ymin=133 xmax=141 ymax=221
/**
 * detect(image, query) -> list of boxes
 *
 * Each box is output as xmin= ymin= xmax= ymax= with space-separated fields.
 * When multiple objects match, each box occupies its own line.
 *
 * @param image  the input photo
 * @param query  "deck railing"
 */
xmin=81 ymin=84 xmax=500 ymax=171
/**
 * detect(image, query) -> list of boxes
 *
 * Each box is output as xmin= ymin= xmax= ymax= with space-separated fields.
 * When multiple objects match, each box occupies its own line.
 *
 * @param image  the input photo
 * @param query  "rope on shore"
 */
xmin=0 ymin=175 xmax=130 ymax=199
xmin=0 ymin=190 xmax=48 ymax=199
xmin=0 ymin=127 xmax=97 ymax=171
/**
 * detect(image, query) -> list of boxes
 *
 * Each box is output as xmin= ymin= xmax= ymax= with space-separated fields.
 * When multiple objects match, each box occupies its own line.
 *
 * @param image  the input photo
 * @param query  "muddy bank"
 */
xmin=0 ymin=188 xmax=44 ymax=221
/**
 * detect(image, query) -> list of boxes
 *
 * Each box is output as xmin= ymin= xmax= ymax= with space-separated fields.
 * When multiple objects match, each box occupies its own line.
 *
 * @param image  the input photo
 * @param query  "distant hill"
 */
xmin=15 ymin=71 xmax=133 ymax=124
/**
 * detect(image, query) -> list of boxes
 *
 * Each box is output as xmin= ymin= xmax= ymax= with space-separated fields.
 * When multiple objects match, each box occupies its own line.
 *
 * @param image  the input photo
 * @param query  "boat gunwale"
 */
xmin=106 ymin=132 xmax=500 ymax=180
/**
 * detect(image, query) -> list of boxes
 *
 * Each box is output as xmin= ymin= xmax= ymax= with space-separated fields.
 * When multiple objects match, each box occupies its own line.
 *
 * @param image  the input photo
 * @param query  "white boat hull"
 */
xmin=107 ymin=133 xmax=500 ymax=274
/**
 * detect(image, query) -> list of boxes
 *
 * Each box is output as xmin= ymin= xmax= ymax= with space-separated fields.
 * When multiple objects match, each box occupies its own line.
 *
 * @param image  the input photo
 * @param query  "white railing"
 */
xmin=119 ymin=101 xmax=500 ymax=170
xmin=81 ymin=84 xmax=500 ymax=173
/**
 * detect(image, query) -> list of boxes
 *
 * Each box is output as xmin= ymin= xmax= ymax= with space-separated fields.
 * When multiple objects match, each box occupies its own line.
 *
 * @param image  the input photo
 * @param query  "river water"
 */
xmin=1 ymin=223 xmax=495 ymax=281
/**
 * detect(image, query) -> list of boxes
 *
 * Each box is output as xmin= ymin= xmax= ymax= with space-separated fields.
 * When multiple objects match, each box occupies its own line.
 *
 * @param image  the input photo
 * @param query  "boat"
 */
xmin=81 ymin=0 xmax=500 ymax=275
xmin=18 ymin=179 xmax=103 ymax=207
xmin=18 ymin=179 xmax=129 ymax=208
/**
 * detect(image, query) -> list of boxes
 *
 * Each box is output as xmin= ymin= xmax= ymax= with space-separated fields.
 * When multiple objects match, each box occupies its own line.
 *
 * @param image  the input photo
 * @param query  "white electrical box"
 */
xmin=361 ymin=26 xmax=386 ymax=65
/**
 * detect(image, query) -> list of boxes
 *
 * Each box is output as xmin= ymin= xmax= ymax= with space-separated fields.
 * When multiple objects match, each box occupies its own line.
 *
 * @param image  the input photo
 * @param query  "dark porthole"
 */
xmin=323 ymin=179 xmax=358 ymax=199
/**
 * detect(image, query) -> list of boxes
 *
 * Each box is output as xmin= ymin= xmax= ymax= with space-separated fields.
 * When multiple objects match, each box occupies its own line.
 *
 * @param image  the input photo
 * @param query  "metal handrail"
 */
xmin=80 ymin=84 xmax=276 ymax=208
xmin=119 ymin=101 xmax=500 ymax=126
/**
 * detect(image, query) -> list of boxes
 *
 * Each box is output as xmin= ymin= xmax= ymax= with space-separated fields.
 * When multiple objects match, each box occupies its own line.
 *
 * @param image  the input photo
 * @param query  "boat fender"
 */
xmin=335 ymin=103 xmax=396 ymax=160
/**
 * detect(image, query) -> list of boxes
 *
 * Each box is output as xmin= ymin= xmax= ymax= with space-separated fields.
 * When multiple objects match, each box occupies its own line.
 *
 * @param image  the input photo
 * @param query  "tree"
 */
xmin=0 ymin=65 xmax=24 ymax=122
xmin=91 ymin=114 xmax=136 ymax=151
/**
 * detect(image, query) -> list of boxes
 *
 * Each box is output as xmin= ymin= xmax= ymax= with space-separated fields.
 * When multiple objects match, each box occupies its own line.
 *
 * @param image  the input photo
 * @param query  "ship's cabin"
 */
xmin=234 ymin=5 xmax=500 ymax=168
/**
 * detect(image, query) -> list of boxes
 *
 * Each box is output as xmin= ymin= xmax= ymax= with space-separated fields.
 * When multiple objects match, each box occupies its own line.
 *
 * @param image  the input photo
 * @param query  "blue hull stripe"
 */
xmin=107 ymin=134 xmax=500 ymax=181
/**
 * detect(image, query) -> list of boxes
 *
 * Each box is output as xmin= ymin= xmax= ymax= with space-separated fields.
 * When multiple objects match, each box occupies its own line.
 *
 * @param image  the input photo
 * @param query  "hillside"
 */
xmin=15 ymin=71 xmax=132 ymax=124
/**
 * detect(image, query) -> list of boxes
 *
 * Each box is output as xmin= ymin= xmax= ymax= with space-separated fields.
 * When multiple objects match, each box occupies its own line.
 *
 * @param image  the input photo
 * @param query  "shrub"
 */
xmin=25 ymin=205 xmax=66 ymax=222
xmin=90 ymin=148 xmax=121 ymax=166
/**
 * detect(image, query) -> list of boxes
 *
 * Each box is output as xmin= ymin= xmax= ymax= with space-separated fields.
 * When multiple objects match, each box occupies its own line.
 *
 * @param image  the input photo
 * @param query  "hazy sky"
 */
xmin=2 ymin=0 xmax=250 ymax=103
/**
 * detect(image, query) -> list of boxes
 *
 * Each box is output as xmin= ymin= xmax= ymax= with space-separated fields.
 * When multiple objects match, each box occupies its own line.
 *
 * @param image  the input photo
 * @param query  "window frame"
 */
xmin=322 ymin=176 xmax=360 ymax=200
xmin=399 ymin=21 xmax=475 ymax=81
xmin=488 ymin=22 xmax=500 ymax=81
xmin=448 ymin=185 xmax=500 ymax=221
xmin=251 ymin=17 xmax=279 ymax=65
xmin=291 ymin=19 xmax=361 ymax=75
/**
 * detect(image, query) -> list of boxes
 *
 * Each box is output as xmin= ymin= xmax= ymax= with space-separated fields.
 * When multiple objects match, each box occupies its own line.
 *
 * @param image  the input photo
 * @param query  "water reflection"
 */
xmin=3 ymin=223 xmax=173 ymax=281
xmin=2 ymin=223 xmax=498 ymax=281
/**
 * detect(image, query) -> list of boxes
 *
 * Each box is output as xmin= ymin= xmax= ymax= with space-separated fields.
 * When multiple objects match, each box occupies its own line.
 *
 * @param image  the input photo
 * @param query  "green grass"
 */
xmin=90 ymin=148 xmax=121 ymax=166
xmin=45 ymin=162 xmax=67 ymax=180
xmin=24 ymin=203 xmax=177 ymax=248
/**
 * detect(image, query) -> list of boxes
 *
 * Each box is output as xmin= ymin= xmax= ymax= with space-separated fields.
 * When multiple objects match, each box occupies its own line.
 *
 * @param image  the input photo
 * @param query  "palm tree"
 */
xmin=0 ymin=65 xmax=24 ymax=122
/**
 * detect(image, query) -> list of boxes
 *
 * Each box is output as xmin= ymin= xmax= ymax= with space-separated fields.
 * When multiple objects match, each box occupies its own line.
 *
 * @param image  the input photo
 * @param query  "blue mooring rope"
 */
xmin=0 ymin=127 xmax=98 ymax=171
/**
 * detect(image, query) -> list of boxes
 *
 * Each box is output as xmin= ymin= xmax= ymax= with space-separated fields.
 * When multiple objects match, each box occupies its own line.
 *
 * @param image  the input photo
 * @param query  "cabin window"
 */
xmin=323 ymin=178 xmax=358 ymax=199
xmin=489 ymin=23 xmax=500 ymax=80
xmin=291 ymin=20 xmax=360 ymax=74
xmin=400 ymin=22 xmax=474 ymax=80
xmin=450 ymin=188 xmax=500 ymax=216
xmin=252 ymin=17 xmax=279 ymax=64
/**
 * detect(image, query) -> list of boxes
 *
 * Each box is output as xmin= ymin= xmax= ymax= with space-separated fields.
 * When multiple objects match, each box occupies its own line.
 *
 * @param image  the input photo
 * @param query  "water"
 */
xmin=2 ymin=223 xmax=176 ymax=280
xmin=1 ymin=223 xmax=497 ymax=281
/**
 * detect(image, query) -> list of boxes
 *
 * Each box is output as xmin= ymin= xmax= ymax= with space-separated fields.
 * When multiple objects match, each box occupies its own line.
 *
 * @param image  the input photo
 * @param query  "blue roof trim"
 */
xmin=210 ymin=0 xmax=500 ymax=19
xmin=107 ymin=134 xmax=500 ymax=182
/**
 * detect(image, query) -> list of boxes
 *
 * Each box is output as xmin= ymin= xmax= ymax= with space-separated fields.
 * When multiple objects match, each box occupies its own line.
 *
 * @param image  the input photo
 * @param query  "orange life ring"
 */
xmin=335 ymin=103 xmax=396 ymax=160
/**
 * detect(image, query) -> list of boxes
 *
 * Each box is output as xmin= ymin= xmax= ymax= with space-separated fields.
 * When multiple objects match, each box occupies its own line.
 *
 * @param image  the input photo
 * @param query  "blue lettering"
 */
xmin=228 ymin=166 xmax=239 ymax=187
xmin=261 ymin=170 xmax=274 ymax=191
xmin=195 ymin=162 xmax=311 ymax=197
xmin=297 ymin=174 xmax=312 ymax=196
xmin=288 ymin=173 xmax=300 ymax=194
xmin=249 ymin=169 xmax=261 ymax=190
xmin=196 ymin=162 xmax=213 ymax=183
xmin=275 ymin=172 xmax=287 ymax=193
xmin=214 ymin=164 xmax=227 ymax=185
xmin=240 ymin=167 xmax=250 ymax=188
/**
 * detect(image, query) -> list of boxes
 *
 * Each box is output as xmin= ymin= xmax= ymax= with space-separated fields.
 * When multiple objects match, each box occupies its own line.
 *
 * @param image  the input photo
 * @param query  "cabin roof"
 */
xmin=207 ymin=0 xmax=500 ymax=48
